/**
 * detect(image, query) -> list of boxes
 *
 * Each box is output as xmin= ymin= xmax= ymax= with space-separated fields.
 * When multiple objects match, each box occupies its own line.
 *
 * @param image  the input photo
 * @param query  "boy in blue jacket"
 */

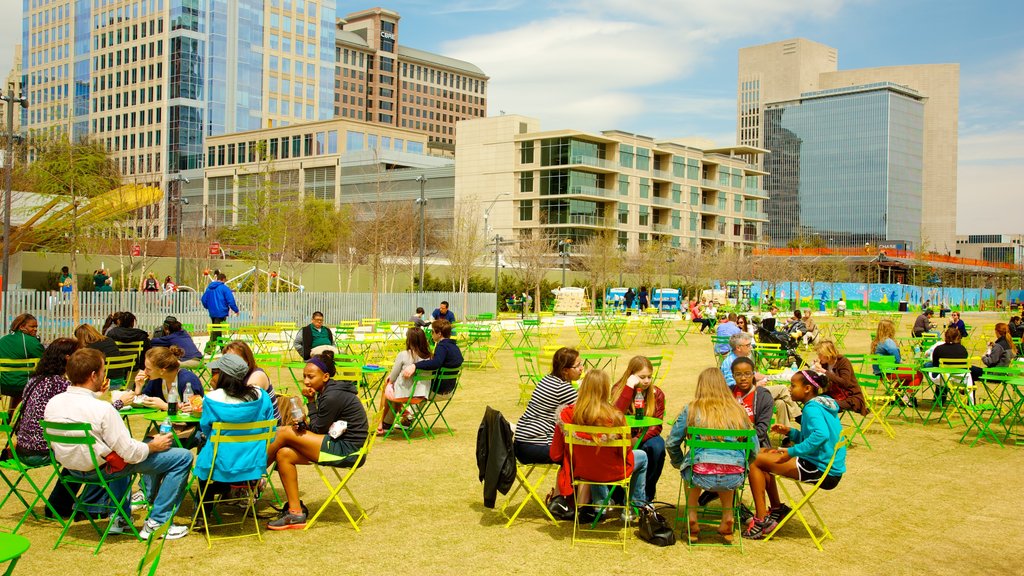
xmin=743 ymin=369 xmax=846 ymax=540
xmin=201 ymin=273 xmax=238 ymax=343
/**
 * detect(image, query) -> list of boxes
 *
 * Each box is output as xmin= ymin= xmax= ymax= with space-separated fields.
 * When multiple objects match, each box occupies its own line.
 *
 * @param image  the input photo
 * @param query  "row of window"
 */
xmin=93 ymin=39 xmax=163 ymax=73
xmin=94 ymin=15 xmax=163 ymax=49
xmin=93 ymin=63 xmax=164 ymax=98
xmin=93 ymin=106 xmax=162 ymax=132
xmin=206 ymin=130 xmax=427 ymax=168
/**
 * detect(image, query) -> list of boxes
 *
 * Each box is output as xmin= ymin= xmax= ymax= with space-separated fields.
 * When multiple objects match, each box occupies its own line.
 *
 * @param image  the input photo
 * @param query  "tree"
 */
xmin=27 ymin=135 xmax=123 ymax=324
xmin=575 ymin=230 xmax=622 ymax=312
xmin=507 ymin=230 xmax=555 ymax=314
xmin=436 ymin=203 xmax=488 ymax=319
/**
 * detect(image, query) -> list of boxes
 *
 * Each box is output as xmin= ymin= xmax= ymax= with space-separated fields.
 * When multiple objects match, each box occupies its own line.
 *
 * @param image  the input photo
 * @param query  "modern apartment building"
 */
xmin=738 ymin=38 xmax=958 ymax=252
xmin=955 ymin=235 xmax=1024 ymax=265
xmin=455 ymin=115 xmax=769 ymax=254
xmin=333 ymin=8 xmax=488 ymax=151
xmin=21 ymin=0 xmax=338 ymax=237
xmin=199 ymin=116 xmax=454 ymax=232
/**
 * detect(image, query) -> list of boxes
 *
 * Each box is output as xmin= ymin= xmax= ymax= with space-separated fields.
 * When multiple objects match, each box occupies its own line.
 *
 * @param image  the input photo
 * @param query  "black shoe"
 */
xmin=577 ymin=506 xmax=599 ymax=524
xmin=697 ymin=491 xmax=717 ymax=506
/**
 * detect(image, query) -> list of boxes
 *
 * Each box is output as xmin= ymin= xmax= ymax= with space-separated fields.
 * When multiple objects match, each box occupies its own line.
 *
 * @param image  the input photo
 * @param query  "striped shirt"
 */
xmin=514 ymin=374 xmax=578 ymax=445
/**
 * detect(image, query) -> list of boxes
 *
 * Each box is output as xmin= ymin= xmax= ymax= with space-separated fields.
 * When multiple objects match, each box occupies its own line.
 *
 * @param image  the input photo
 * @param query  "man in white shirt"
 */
xmin=44 ymin=348 xmax=193 ymax=540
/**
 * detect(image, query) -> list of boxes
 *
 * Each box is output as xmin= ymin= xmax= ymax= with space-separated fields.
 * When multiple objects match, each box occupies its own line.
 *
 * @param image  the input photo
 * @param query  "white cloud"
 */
xmin=432 ymin=0 xmax=525 ymax=15
xmin=0 ymin=3 xmax=22 ymax=83
xmin=959 ymin=127 xmax=1024 ymax=164
xmin=443 ymin=0 xmax=846 ymax=136
xmin=957 ymin=163 xmax=1024 ymax=234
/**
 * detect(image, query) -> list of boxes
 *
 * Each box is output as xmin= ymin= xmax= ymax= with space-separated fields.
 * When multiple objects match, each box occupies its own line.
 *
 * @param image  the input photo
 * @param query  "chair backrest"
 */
xmin=334 ymin=354 xmax=365 ymax=366
xmin=208 ymin=420 xmax=277 ymax=474
xmin=0 ymin=358 xmax=39 ymax=376
xmin=335 ymin=366 xmax=363 ymax=383
xmin=562 ymin=423 xmax=632 ymax=483
xmin=40 ymin=421 xmax=104 ymax=472
xmin=938 ymin=358 xmax=970 ymax=369
xmin=684 ymin=426 xmax=757 ymax=454
xmin=137 ymin=519 xmax=170 ymax=576
xmin=105 ymin=354 xmax=138 ymax=373
xmin=434 ymin=366 xmax=463 ymax=395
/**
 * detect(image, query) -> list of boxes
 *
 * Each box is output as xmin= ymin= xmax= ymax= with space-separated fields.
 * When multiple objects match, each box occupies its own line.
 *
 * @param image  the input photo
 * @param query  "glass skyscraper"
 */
xmin=763 ymin=83 xmax=924 ymax=248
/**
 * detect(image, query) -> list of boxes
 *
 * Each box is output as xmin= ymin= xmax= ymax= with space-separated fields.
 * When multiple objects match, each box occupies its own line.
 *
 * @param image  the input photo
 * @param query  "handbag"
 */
xmin=103 ymin=451 xmax=128 ymax=474
xmin=637 ymin=504 xmax=676 ymax=546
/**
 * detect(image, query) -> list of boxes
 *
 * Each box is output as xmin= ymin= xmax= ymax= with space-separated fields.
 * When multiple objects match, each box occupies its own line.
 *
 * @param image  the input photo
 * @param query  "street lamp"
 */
xmin=557 ymin=238 xmax=572 ymax=287
xmin=1 ymin=86 xmax=28 ymax=292
xmin=493 ymin=234 xmax=503 ymax=294
xmin=482 ymin=192 xmax=510 ymax=237
xmin=415 ymin=175 xmax=427 ymax=293
xmin=170 ymin=174 xmax=190 ymax=285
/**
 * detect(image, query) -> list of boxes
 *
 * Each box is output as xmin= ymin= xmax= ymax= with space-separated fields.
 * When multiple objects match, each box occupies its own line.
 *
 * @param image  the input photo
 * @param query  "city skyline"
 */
xmin=3 ymin=0 xmax=1021 ymax=235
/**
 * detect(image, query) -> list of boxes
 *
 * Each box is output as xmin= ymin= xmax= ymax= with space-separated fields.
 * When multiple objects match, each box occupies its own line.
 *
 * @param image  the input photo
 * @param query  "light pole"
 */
xmin=482 ymin=192 xmax=510 ymax=237
xmin=415 ymin=175 xmax=427 ymax=293
xmin=493 ymin=234 xmax=502 ymax=294
xmin=170 ymin=174 xmax=190 ymax=285
xmin=1 ymin=86 xmax=28 ymax=292
xmin=557 ymin=239 xmax=572 ymax=287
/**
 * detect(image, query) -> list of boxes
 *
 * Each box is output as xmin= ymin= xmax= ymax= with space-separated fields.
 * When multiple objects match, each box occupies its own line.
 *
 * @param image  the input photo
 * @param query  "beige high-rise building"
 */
xmin=3 ymin=45 xmax=23 ymax=134
xmin=738 ymin=38 xmax=958 ymax=253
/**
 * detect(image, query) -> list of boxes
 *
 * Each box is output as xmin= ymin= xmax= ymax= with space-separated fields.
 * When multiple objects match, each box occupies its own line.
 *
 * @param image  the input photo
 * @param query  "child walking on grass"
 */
xmin=743 ymin=369 xmax=846 ymax=540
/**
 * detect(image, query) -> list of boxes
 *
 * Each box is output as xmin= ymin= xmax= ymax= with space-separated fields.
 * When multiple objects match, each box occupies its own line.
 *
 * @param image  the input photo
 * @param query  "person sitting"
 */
xmin=970 ymin=323 xmax=1017 ymax=381
xmin=134 ymin=347 xmax=204 ymax=448
xmin=721 ymin=332 xmax=802 ymax=429
xmin=812 ymin=340 xmax=867 ymax=417
xmin=513 ymin=348 xmax=581 ymax=465
xmin=690 ymin=300 xmax=712 ymax=333
xmin=743 ymin=370 xmax=845 ymax=540
xmin=401 ymin=319 xmax=463 ymax=396
xmin=836 ymin=298 xmax=847 ymax=317
xmin=871 ymin=319 xmax=902 ymax=374
xmin=0 ymin=313 xmax=46 ymax=413
xmin=377 ymin=327 xmax=433 ymax=434
xmin=265 ymin=351 xmax=368 ymax=530
xmin=44 ymin=348 xmax=193 ymax=539
xmin=409 ymin=307 xmax=430 ymax=328
xmin=946 ymin=311 xmax=968 ymax=339
xmin=611 ymin=356 xmax=666 ymax=502
xmin=192 ymin=354 xmax=275 ymax=512
xmin=783 ymin=310 xmax=807 ymax=340
xmin=912 ymin=309 xmax=936 ymax=338
xmin=431 ymin=301 xmax=456 ymax=323
xmin=74 ymin=323 xmax=121 ymax=361
xmin=730 ymin=357 xmax=773 ymax=450
xmin=667 ymin=367 xmax=755 ymax=543
xmin=549 ymin=370 xmax=649 ymax=519
xmin=106 ymin=312 xmax=151 ymax=370
xmin=221 ymin=340 xmax=280 ymax=424
xmin=13 ymin=338 xmax=82 ymax=519
xmin=150 ymin=316 xmax=202 ymax=368
xmin=927 ymin=327 xmax=971 ymax=404
xmin=714 ymin=313 xmax=742 ymax=355
xmin=140 ymin=273 xmax=160 ymax=293
xmin=1008 ymin=315 xmax=1024 ymax=340
xmin=292 ymin=311 xmax=337 ymax=361
xmin=801 ymin=310 xmax=820 ymax=346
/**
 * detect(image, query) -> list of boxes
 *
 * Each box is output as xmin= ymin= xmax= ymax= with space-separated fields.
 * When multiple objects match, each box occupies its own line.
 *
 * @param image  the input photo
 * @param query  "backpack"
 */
xmin=144 ymin=278 xmax=158 ymax=290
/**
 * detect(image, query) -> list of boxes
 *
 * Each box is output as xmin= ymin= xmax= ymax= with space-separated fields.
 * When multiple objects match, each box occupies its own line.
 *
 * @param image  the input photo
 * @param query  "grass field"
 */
xmin=7 ymin=311 xmax=1023 ymax=576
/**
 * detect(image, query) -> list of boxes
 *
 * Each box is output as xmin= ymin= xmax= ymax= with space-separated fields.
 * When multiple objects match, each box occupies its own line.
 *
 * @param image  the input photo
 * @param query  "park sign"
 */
xmin=209 ymin=242 xmax=221 ymax=256
xmin=131 ymin=244 xmax=141 ymax=257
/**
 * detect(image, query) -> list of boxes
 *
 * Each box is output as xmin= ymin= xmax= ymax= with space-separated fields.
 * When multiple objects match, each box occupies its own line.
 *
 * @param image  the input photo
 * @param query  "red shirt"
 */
xmin=734 ymin=387 xmax=756 ymax=423
xmin=549 ymin=403 xmax=634 ymax=497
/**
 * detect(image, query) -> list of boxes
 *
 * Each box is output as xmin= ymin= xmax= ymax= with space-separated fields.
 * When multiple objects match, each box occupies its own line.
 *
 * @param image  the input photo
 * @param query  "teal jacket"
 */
xmin=194 ymin=390 xmax=275 ymax=482
xmin=0 ymin=332 xmax=45 ymax=394
xmin=786 ymin=396 xmax=845 ymax=475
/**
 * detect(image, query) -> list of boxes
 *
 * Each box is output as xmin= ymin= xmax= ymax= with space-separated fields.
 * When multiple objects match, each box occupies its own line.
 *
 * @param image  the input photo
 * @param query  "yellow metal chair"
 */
xmin=104 ymin=354 xmax=138 ymax=389
xmin=500 ymin=461 xmax=560 ymax=528
xmin=305 ymin=409 xmax=385 ymax=531
xmin=190 ymin=420 xmax=277 ymax=548
xmin=763 ymin=437 xmax=848 ymax=550
xmin=563 ymin=423 xmax=633 ymax=550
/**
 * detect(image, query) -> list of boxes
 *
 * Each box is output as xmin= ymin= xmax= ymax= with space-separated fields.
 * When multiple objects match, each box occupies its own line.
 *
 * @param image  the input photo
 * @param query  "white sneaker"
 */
xmin=139 ymin=519 xmax=189 ymax=540
xmin=107 ymin=515 xmax=132 ymax=535
xmin=130 ymin=490 xmax=148 ymax=512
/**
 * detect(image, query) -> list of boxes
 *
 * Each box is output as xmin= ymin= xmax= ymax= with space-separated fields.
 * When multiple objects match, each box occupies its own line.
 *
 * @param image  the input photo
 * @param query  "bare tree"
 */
xmin=507 ymin=230 xmax=555 ymax=314
xmin=575 ymin=230 xmax=622 ymax=312
xmin=436 ymin=203 xmax=488 ymax=319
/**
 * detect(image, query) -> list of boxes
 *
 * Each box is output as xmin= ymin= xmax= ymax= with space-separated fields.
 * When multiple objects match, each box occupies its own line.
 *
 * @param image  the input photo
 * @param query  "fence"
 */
xmin=0 ymin=291 xmax=497 ymax=342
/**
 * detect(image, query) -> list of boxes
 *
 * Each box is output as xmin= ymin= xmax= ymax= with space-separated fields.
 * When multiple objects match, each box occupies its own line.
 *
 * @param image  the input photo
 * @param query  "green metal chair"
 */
xmin=41 ymin=421 xmax=143 ymax=554
xmin=0 ymin=410 xmax=65 ymax=533
xmin=0 ymin=532 xmax=30 ymax=576
xmin=136 ymin=520 xmax=169 ymax=576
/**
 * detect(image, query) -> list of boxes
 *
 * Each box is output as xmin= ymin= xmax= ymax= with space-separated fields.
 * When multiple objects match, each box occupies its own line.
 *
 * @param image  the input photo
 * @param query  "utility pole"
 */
xmin=171 ymin=174 xmax=190 ymax=285
xmin=415 ymin=175 xmax=427 ymax=293
xmin=558 ymin=239 xmax=572 ymax=287
xmin=493 ymin=234 xmax=502 ymax=294
xmin=1 ymin=86 xmax=29 ymax=292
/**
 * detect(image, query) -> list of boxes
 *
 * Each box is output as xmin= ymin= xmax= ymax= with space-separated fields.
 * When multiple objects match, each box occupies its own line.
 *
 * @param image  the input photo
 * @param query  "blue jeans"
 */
xmin=72 ymin=448 xmax=193 ymax=524
xmin=639 ymin=435 xmax=666 ymax=501
xmin=514 ymin=441 xmax=556 ymax=465
xmin=591 ymin=450 xmax=649 ymax=507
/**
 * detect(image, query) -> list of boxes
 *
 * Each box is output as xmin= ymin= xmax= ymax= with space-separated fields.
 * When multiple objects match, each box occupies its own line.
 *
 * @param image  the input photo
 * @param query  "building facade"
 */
xmin=955 ymin=235 xmax=1024 ymax=265
xmin=455 ymin=115 xmax=769 ymax=255
xmin=738 ymin=38 xmax=958 ymax=251
xmin=763 ymin=83 xmax=925 ymax=248
xmin=199 ymin=116 xmax=454 ymax=233
xmin=333 ymin=8 xmax=488 ymax=151
xmin=21 ymin=0 xmax=338 ymax=237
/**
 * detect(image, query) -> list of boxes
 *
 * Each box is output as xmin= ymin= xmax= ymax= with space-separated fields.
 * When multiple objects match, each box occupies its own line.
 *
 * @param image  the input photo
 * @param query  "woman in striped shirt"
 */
xmin=513 ymin=347 xmax=581 ymax=464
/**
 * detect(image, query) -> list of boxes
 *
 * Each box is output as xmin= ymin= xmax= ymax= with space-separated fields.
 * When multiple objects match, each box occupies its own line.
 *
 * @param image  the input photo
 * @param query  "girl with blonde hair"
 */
xmin=871 ymin=319 xmax=901 ymax=374
xmin=549 ymin=370 xmax=650 ymax=519
xmin=667 ymin=368 xmax=754 ymax=543
xmin=611 ymin=355 xmax=665 ymax=501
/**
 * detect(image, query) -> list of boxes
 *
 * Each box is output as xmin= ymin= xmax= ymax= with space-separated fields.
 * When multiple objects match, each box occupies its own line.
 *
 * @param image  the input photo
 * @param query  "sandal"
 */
xmin=687 ymin=520 xmax=700 ymax=543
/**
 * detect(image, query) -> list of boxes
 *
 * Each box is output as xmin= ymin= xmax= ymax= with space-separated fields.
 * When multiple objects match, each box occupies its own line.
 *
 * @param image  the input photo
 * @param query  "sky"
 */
xmin=1 ymin=0 xmax=1021 ymax=234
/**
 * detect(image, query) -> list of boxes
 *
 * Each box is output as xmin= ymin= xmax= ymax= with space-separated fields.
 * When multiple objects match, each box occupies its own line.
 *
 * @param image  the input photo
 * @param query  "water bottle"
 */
xmin=289 ymin=397 xmax=307 ymax=431
xmin=182 ymin=386 xmax=193 ymax=411
xmin=167 ymin=385 xmax=179 ymax=416
xmin=633 ymin=389 xmax=645 ymax=419
xmin=159 ymin=418 xmax=172 ymax=435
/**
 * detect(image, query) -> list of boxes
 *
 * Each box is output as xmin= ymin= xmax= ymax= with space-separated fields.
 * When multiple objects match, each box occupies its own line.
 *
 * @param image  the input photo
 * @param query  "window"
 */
xmin=345 ymin=130 xmax=364 ymax=151
xmin=618 ymin=205 xmax=628 ymax=225
xmin=618 ymin=175 xmax=629 ymax=196
xmin=638 ymin=206 xmax=649 ymax=226
xmin=619 ymin=145 xmax=633 ymax=168
xmin=519 ymin=172 xmax=534 ymax=193
xmin=520 ymin=140 xmax=534 ymax=164
xmin=636 ymin=148 xmax=650 ymax=171
xmin=519 ymin=200 xmax=533 ymax=222
xmin=639 ymin=178 xmax=649 ymax=199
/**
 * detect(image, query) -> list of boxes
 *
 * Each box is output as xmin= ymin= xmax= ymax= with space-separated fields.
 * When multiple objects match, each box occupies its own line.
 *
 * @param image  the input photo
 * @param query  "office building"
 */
xmin=21 ymin=0 xmax=339 ymax=237
xmin=333 ymin=8 xmax=488 ymax=151
xmin=3 ymin=45 xmax=23 ymax=133
xmin=455 ymin=115 xmax=769 ymax=254
xmin=738 ymin=38 xmax=958 ymax=251
xmin=955 ymin=235 xmax=1024 ymax=265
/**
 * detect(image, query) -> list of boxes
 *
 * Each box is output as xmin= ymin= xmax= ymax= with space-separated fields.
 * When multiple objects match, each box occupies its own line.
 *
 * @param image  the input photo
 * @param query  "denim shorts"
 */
xmin=683 ymin=468 xmax=745 ymax=491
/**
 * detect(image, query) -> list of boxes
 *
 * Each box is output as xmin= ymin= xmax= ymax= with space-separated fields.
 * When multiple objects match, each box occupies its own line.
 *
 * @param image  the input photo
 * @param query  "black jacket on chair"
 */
xmin=476 ymin=406 xmax=516 ymax=508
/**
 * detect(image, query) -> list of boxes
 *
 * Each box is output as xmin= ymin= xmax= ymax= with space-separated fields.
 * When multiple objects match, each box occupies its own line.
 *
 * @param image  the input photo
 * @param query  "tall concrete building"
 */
xmin=21 ymin=0 xmax=338 ymax=237
xmin=333 ymin=8 xmax=488 ymax=152
xmin=3 ymin=45 xmax=23 ymax=134
xmin=738 ymin=38 xmax=958 ymax=252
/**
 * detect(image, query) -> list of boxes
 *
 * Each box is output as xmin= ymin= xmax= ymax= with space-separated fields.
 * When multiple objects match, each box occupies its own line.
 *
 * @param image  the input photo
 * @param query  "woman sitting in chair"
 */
xmin=222 ymin=340 xmax=280 ymax=424
xmin=549 ymin=370 xmax=649 ymax=521
xmin=376 ymin=327 xmax=432 ymax=435
xmin=192 ymin=354 xmax=275 ymax=513
xmin=265 ymin=350 xmax=368 ymax=531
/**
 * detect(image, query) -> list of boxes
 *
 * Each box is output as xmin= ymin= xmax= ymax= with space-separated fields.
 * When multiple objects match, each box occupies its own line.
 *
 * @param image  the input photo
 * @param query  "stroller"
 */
xmin=753 ymin=317 xmax=803 ymax=368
